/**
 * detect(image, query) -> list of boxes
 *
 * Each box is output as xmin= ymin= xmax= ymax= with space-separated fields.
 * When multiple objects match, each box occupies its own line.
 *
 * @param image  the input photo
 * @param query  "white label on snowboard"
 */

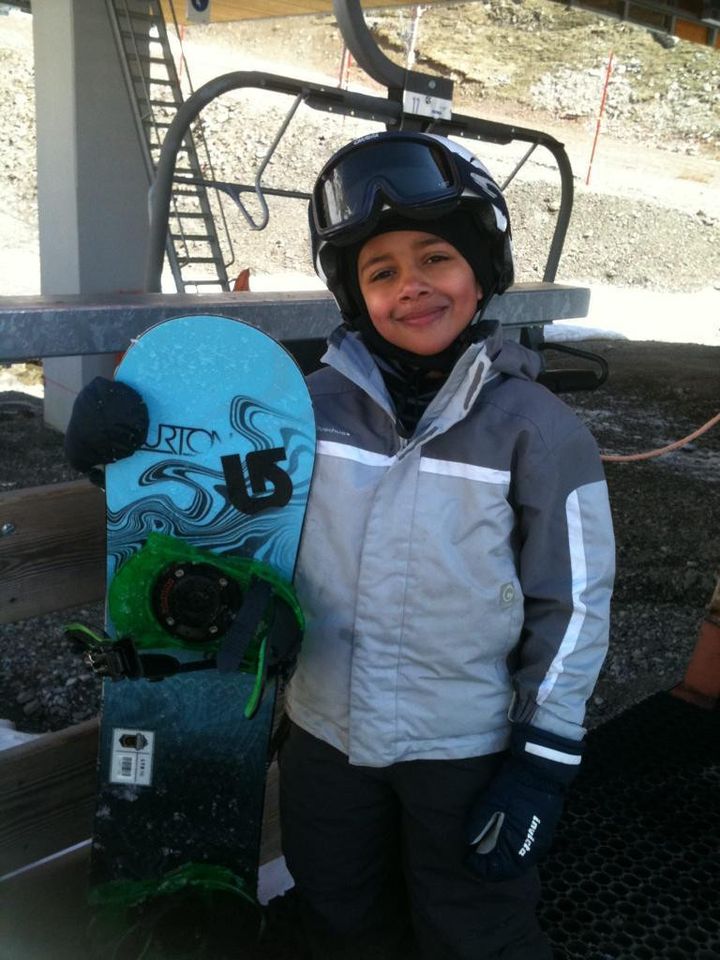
xmin=110 ymin=728 xmax=155 ymax=787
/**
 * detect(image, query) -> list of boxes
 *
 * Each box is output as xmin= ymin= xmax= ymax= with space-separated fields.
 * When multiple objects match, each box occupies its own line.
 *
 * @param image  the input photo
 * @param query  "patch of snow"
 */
xmin=249 ymin=272 xmax=325 ymax=292
xmin=0 ymin=719 xmax=42 ymax=751
xmin=0 ymin=370 xmax=43 ymax=397
xmin=547 ymin=283 xmax=720 ymax=346
xmin=257 ymin=855 xmax=294 ymax=905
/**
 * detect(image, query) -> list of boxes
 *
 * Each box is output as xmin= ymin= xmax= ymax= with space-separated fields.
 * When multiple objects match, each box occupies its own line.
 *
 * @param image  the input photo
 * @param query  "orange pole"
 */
xmin=585 ymin=51 xmax=614 ymax=187
xmin=672 ymin=575 xmax=720 ymax=709
xmin=338 ymin=45 xmax=352 ymax=89
xmin=232 ymin=267 xmax=251 ymax=292
xmin=177 ymin=25 xmax=187 ymax=84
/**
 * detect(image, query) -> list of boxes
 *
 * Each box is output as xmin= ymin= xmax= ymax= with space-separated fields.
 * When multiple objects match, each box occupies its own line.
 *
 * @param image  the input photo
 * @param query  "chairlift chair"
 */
xmin=146 ymin=0 xmax=608 ymax=391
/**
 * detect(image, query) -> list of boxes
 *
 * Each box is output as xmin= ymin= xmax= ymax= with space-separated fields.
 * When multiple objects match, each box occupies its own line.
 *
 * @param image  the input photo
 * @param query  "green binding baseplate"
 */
xmin=107 ymin=531 xmax=303 ymax=654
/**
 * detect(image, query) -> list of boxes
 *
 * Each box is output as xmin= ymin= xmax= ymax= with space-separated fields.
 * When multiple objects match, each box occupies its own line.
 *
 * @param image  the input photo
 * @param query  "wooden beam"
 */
xmin=0 ymin=717 xmax=281 ymax=876
xmin=0 ymin=719 xmax=99 ymax=877
xmin=0 ymin=480 xmax=105 ymax=624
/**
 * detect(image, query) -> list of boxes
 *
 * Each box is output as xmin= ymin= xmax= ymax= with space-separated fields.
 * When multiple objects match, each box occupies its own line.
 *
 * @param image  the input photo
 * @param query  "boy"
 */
xmin=65 ymin=132 xmax=615 ymax=960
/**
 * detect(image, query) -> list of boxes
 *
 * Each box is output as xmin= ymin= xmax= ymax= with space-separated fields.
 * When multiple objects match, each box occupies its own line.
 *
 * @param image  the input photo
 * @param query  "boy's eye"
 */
xmin=368 ymin=267 xmax=394 ymax=283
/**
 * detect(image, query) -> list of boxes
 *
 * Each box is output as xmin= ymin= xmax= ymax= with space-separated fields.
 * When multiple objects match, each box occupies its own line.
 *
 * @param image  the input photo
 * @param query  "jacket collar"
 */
xmin=322 ymin=325 xmax=500 ymax=449
xmin=323 ymin=326 xmax=397 ymax=420
xmin=408 ymin=339 xmax=496 ymax=452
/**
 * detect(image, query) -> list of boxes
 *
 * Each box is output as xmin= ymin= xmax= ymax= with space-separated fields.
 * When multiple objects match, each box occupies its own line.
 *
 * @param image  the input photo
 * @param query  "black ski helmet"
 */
xmin=309 ymin=131 xmax=514 ymax=326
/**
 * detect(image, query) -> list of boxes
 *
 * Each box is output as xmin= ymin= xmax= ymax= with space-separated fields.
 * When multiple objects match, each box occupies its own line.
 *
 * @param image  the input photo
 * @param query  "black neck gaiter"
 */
xmin=358 ymin=306 xmax=499 ymax=435
xmin=374 ymin=356 xmax=447 ymax=436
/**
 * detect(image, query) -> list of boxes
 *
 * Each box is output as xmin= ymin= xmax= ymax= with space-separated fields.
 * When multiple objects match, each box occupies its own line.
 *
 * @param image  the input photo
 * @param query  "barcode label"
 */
xmin=110 ymin=728 xmax=155 ymax=786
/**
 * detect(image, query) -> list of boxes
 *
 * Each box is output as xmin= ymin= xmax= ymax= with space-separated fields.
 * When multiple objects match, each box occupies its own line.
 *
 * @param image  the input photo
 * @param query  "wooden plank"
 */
xmin=161 ymin=0 xmax=441 ymax=24
xmin=0 ymin=715 xmax=281 ymax=875
xmin=675 ymin=16 xmax=711 ymax=44
xmin=0 ymin=480 xmax=105 ymax=624
xmin=0 ymin=719 xmax=99 ymax=877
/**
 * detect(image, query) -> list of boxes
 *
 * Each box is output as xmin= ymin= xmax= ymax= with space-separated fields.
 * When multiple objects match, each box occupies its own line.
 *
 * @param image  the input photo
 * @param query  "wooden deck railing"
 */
xmin=0 ymin=479 xmax=281 ymax=880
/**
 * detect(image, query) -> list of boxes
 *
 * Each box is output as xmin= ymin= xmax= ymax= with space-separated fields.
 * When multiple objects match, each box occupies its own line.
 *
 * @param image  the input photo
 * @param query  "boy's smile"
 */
xmin=357 ymin=230 xmax=483 ymax=356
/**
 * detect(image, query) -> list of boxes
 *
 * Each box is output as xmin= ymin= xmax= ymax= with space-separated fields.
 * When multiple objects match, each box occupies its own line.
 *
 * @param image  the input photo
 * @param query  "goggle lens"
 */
xmin=315 ymin=139 xmax=459 ymax=238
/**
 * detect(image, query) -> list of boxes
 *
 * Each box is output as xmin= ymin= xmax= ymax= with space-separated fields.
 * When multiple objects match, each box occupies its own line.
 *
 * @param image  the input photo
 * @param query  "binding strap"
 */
xmin=216 ymin=577 xmax=274 ymax=672
xmin=67 ymin=573 xmax=303 ymax=717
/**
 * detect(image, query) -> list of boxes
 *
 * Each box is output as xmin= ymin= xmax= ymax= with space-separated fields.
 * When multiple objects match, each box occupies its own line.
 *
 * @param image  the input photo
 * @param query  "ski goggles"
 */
xmin=311 ymin=134 xmax=465 ymax=245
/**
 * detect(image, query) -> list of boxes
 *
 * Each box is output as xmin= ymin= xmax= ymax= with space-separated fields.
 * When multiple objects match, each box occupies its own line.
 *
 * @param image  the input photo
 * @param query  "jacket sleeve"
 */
xmin=508 ymin=417 xmax=615 ymax=742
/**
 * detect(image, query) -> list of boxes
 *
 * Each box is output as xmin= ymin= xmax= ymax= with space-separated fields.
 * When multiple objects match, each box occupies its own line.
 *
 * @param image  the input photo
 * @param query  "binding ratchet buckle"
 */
xmin=83 ymin=635 xmax=145 ymax=681
xmin=66 ymin=624 xmax=214 ymax=683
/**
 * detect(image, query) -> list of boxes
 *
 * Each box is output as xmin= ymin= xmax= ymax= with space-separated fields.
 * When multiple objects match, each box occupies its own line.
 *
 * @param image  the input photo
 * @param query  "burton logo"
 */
xmin=143 ymin=423 xmax=220 ymax=456
xmin=221 ymin=448 xmax=292 ymax=515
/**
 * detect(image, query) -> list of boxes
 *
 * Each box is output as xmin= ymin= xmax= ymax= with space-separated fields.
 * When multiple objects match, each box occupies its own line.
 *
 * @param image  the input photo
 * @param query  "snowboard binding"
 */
xmin=86 ymin=863 xmax=266 ymax=960
xmin=67 ymin=533 xmax=304 ymax=716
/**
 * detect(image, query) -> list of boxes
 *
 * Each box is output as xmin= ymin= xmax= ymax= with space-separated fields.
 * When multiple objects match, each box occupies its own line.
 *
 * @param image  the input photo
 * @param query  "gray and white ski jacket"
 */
xmin=286 ymin=323 xmax=615 ymax=768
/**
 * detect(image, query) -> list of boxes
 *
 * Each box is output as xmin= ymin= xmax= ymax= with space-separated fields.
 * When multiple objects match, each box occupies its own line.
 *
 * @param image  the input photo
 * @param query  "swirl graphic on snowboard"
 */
xmin=107 ymin=395 xmax=315 ymax=584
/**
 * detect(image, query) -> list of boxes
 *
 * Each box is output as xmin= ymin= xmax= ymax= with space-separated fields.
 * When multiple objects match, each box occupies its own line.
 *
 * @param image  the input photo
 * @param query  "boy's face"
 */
xmin=357 ymin=230 xmax=482 ymax=357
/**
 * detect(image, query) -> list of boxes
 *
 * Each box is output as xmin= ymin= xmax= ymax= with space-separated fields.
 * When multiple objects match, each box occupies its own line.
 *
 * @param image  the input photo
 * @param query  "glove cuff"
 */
xmin=510 ymin=723 xmax=583 ymax=788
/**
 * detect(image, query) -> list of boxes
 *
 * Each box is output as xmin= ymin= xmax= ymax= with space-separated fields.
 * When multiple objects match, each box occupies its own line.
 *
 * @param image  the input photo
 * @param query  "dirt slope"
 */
xmin=1 ymin=4 xmax=719 ymax=298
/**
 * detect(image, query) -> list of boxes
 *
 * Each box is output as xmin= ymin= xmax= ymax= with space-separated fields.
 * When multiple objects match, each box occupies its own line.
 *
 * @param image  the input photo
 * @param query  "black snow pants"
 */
xmin=278 ymin=722 xmax=554 ymax=960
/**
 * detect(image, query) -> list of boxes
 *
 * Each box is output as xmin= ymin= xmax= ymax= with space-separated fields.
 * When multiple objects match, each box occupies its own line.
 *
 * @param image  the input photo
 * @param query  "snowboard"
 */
xmin=83 ymin=315 xmax=315 ymax=934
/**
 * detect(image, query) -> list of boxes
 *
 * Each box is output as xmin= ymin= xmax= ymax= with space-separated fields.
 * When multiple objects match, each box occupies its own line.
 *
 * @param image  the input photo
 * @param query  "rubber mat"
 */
xmin=539 ymin=692 xmax=720 ymax=960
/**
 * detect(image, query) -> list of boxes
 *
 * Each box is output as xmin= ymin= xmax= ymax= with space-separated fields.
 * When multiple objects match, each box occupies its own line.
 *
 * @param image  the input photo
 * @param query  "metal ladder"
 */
xmin=106 ymin=0 xmax=231 ymax=293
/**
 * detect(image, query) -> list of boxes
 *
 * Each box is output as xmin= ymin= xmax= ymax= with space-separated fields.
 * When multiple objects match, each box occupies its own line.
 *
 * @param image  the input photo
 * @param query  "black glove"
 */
xmin=466 ymin=723 xmax=583 ymax=882
xmin=64 ymin=376 xmax=149 ymax=473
